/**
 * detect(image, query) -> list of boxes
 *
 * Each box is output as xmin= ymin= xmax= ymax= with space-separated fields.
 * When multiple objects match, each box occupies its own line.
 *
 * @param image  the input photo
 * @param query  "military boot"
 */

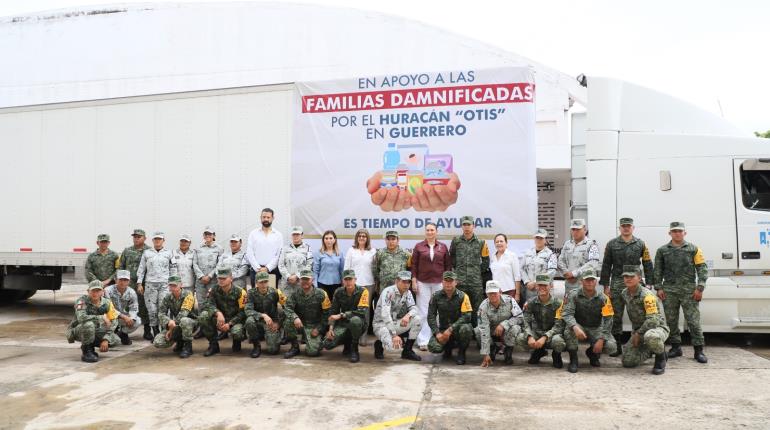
xmin=489 ymin=344 xmax=499 ymax=363
xmin=173 ymin=341 xmax=183 ymax=353
xmin=203 ymin=340 xmax=220 ymax=357
xmin=567 ymin=350 xmax=579 ymax=373
xmin=668 ymin=343 xmax=683 ymax=358
xmin=528 ymin=348 xmax=547 ymax=364
xmin=143 ymin=324 xmax=153 ymax=341
xmin=503 ymin=346 xmax=514 ymax=365
xmin=442 ymin=346 xmax=453 ymax=360
xmin=151 ymin=326 xmax=159 ymax=338
xmin=552 ymin=351 xmax=564 ymax=369
xmin=374 ymin=340 xmax=384 ymax=359
xmin=401 ymin=339 xmax=422 ymax=362
xmin=652 ymin=352 xmax=667 ymax=375
xmin=179 ymin=341 xmax=193 ymax=359
xmin=342 ymin=339 xmax=351 ymax=356
xmin=232 ymin=339 xmax=242 ymax=353
xmin=349 ymin=342 xmax=360 ymax=363
xmin=455 ymin=347 xmax=467 ymax=365
xmin=81 ymin=344 xmax=98 ymax=363
xmin=118 ymin=331 xmax=132 ymax=346
xmin=694 ymin=345 xmax=708 ymax=363
xmin=284 ymin=341 xmax=300 ymax=359
xmin=250 ymin=340 xmax=262 ymax=358
xmin=586 ymin=347 xmax=601 ymax=367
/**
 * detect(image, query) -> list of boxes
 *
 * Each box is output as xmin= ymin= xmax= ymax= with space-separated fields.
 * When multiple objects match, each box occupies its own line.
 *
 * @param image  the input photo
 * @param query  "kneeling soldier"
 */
xmin=283 ymin=269 xmax=332 ymax=358
xmin=105 ymin=270 xmax=142 ymax=345
xmin=562 ymin=268 xmax=617 ymax=373
xmin=199 ymin=265 xmax=248 ymax=356
xmin=518 ymin=274 xmax=566 ymax=368
xmin=244 ymin=271 xmax=287 ymax=358
xmin=323 ymin=269 xmax=369 ymax=363
xmin=620 ymin=265 xmax=669 ymax=375
xmin=373 ymin=270 xmax=422 ymax=361
xmin=154 ymin=275 xmax=198 ymax=358
xmin=476 ymin=280 xmax=524 ymax=367
xmin=427 ymin=271 xmax=473 ymax=365
xmin=66 ymin=280 xmax=121 ymax=363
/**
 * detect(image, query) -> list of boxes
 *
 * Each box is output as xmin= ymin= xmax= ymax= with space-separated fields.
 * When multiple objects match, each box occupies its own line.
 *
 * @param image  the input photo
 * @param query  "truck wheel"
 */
xmin=17 ymin=290 xmax=37 ymax=300
xmin=0 ymin=290 xmax=36 ymax=303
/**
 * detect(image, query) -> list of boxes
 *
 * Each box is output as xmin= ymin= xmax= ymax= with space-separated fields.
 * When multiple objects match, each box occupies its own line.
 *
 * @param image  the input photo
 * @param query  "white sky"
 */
xmin=3 ymin=0 xmax=769 ymax=134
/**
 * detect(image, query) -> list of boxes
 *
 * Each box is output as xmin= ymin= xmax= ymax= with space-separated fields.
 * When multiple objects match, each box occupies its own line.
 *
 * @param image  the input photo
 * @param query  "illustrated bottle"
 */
xmin=383 ymin=143 xmax=400 ymax=170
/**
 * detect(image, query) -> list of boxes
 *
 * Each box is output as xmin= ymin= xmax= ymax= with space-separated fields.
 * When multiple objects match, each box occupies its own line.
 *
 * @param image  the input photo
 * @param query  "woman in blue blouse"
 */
xmin=314 ymin=230 xmax=345 ymax=299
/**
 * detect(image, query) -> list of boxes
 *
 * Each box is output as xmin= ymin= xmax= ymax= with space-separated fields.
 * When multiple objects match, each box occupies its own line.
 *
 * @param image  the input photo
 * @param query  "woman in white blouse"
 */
xmin=489 ymin=233 xmax=522 ymax=302
xmin=344 ymin=229 xmax=376 ymax=345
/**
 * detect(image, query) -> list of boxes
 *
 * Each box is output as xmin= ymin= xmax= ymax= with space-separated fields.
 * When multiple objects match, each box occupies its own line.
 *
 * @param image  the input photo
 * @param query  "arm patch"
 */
xmin=694 ymin=247 xmax=705 ymax=265
xmin=460 ymin=293 xmax=472 ymax=313
xmin=358 ymin=288 xmax=370 ymax=308
xmin=643 ymin=294 xmax=658 ymax=315
xmin=601 ymin=297 xmax=615 ymax=317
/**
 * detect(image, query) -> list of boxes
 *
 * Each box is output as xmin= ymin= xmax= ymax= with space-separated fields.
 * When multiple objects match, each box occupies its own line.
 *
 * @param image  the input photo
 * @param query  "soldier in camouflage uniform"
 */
xmin=244 ymin=271 xmax=287 ymax=358
xmin=66 ymin=281 xmax=121 ymax=363
xmin=219 ymin=234 xmax=251 ymax=289
xmin=450 ymin=216 xmax=490 ymax=327
xmin=558 ymin=219 xmax=600 ymax=297
xmin=372 ymin=230 xmax=411 ymax=295
xmin=171 ymin=234 xmax=196 ymax=297
xmin=562 ymin=268 xmax=617 ymax=373
xmin=199 ymin=265 xmax=248 ymax=356
xmin=283 ymin=269 xmax=332 ymax=358
xmin=427 ymin=271 xmax=474 ymax=365
xmin=137 ymin=232 xmax=174 ymax=339
xmin=277 ymin=226 xmax=314 ymax=298
xmin=599 ymin=217 xmax=655 ymax=355
xmin=517 ymin=274 xmax=567 ymax=368
xmin=372 ymin=271 xmax=422 ymax=361
xmin=619 ymin=265 xmax=669 ymax=375
xmin=323 ymin=269 xmax=370 ymax=363
xmin=85 ymin=233 xmax=119 ymax=286
xmin=476 ymin=280 xmax=523 ymax=367
xmin=154 ymin=274 xmax=198 ymax=358
xmin=193 ymin=226 xmax=224 ymax=308
xmin=654 ymin=221 xmax=709 ymax=363
xmin=104 ymin=270 xmax=142 ymax=345
xmin=520 ymin=229 xmax=558 ymax=304
xmin=119 ymin=228 xmax=152 ymax=340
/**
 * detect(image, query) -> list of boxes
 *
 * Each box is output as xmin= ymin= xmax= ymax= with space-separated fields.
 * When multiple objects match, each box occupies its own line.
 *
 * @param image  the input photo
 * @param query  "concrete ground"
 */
xmin=1 ymin=281 xmax=769 ymax=430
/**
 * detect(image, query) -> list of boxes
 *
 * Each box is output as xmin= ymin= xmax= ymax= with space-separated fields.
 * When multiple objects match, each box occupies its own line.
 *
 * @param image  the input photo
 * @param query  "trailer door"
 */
xmin=734 ymin=158 xmax=770 ymax=270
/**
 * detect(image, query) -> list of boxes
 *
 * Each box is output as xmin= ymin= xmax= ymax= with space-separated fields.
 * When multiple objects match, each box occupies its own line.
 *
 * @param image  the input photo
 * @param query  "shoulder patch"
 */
xmin=601 ymin=296 xmax=615 ymax=317
xmin=642 ymin=245 xmax=652 ymax=262
xmin=460 ymin=293 xmax=472 ymax=313
xmin=181 ymin=293 xmax=195 ymax=312
xmin=75 ymin=298 xmax=86 ymax=310
xmin=554 ymin=302 xmax=563 ymax=319
xmin=643 ymin=293 xmax=658 ymax=315
xmin=238 ymin=288 xmax=247 ymax=310
xmin=694 ymin=247 xmax=705 ymax=265
xmin=277 ymin=289 xmax=287 ymax=306
xmin=106 ymin=301 xmax=119 ymax=320
xmin=480 ymin=241 xmax=489 ymax=257
xmin=358 ymin=288 xmax=370 ymax=308
xmin=321 ymin=290 xmax=332 ymax=310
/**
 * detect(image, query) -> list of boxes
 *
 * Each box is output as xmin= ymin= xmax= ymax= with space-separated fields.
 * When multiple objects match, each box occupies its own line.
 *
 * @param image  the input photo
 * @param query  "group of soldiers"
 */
xmin=67 ymin=215 xmax=709 ymax=376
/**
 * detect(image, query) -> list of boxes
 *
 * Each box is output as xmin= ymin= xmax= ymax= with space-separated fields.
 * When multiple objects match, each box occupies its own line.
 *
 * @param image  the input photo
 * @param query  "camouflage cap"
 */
xmin=669 ymin=221 xmax=685 ymax=231
xmin=621 ymin=265 xmax=641 ymax=277
xmin=485 ymin=280 xmax=501 ymax=294
xmin=97 ymin=233 xmax=110 ymax=242
xmin=299 ymin=269 xmax=313 ymax=279
xmin=216 ymin=264 xmax=232 ymax=278
xmin=203 ymin=226 xmax=215 ymax=234
xmin=179 ymin=234 xmax=192 ymax=242
xmin=229 ymin=233 xmax=241 ymax=242
xmin=116 ymin=270 xmax=130 ymax=280
xmin=255 ymin=271 xmax=270 ymax=282
xmin=533 ymin=228 xmax=548 ymax=238
xmin=442 ymin=270 xmax=457 ymax=280
xmin=461 ymin=215 xmax=474 ymax=225
xmin=619 ymin=217 xmax=634 ymax=226
xmin=342 ymin=269 xmax=357 ymax=279
xmin=385 ymin=230 xmax=399 ymax=238
xmin=290 ymin=226 xmax=303 ymax=235
xmin=152 ymin=231 xmax=165 ymax=239
xmin=570 ymin=219 xmax=586 ymax=229
xmin=87 ymin=280 xmax=104 ymax=291
xmin=581 ymin=268 xmax=599 ymax=280
xmin=131 ymin=228 xmax=146 ymax=237
xmin=168 ymin=274 xmax=182 ymax=285
xmin=397 ymin=270 xmax=412 ymax=281
xmin=535 ymin=274 xmax=552 ymax=285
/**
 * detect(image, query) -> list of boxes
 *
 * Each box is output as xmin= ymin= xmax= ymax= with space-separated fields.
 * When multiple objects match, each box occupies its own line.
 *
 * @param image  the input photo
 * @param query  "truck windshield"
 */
xmin=740 ymin=160 xmax=770 ymax=211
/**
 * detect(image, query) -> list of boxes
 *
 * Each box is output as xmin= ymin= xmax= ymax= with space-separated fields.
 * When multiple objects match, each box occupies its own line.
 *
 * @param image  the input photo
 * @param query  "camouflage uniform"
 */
xmin=219 ymin=247 xmax=251 ymax=290
xmin=119 ymin=243 xmax=151 ymax=323
xmin=450 ymin=231 xmax=490 ymax=324
xmin=373 ymin=284 xmax=421 ymax=351
xmin=199 ymin=283 xmax=248 ymax=342
xmin=520 ymin=247 xmax=558 ymax=303
xmin=427 ymin=286 xmax=473 ymax=354
xmin=621 ymin=284 xmax=669 ymax=367
xmin=517 ymin=294 xmax=566 ymax=352
xmin=277 ymin=242 xmax=314 ymax=297
xmin=283 ymin=285 xmax=332 ymax=356
xmin=372 ymin=246 xmax=411 ymax=294
xmin=85 ymin=248 xmax=119 ymax=284
xmin=104 ymin=284 xmax=142 ymax=334
xmin=171 ymin=247 xmax=196 ymax=295
xmin=475 ymin=294 xmax=523 ymax=356
xmin=323 ymin=284 xmax=369 ymax=350
xmin=244 ymin=283 xmax=287 ymax=354
xmin=137 ymin=246 xmax=174 ymax=327
xmin=66 ymin=294 xmax=121 ymax=347
xmin=558 ymin=225 xmax=600 ymax=296
xmin=654 ymin=238 xmax=708 ymax=346
xmin=193 ymin=241 xmax=224 ymax=306
xmin=562 ymin=286 xmax=617 ymax=354
xmin=154 ymin=289 xmax=199 ymax=348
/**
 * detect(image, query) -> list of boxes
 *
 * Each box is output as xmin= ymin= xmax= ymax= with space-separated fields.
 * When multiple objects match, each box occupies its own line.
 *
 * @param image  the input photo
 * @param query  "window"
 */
xmin=740 ymin=159 xmax=770 ymax=211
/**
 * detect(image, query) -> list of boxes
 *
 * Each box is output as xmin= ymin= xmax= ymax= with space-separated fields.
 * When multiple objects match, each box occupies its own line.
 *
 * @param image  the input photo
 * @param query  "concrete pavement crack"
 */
xmin=412 ymin=364 xmax=436 ymax=429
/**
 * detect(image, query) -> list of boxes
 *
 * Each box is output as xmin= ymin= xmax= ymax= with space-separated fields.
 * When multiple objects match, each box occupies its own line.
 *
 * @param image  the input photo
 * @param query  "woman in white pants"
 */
xmin=410 ymin=223 xmax=451 ymax=350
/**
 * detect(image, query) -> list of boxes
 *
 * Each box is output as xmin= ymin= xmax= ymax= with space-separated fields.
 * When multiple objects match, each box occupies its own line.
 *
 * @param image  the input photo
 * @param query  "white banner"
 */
xmin=292 ymin=67 xmax=537 ymax=239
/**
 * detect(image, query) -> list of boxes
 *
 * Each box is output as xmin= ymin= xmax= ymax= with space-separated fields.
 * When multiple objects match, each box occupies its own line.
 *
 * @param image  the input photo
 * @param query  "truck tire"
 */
xmin=0 ymin=289 xmax=36 ymax=303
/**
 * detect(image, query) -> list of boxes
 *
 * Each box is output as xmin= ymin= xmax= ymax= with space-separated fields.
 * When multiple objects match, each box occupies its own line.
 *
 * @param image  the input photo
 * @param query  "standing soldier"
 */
xmin=520 ymin=229 xmax=558 ymax=304
xmin=619 ymin=266 xmax=669 ymax=375
xmin=171 ymin=234 xmax=196 ymax=297
xmin=372 ymin=230 xmax=411 ymax=299
xmin=476 ymin=280 xmax=523 ymax=367
xmin=137 ymin=232 xmax=174 ymax=340
xmin=193 ymin=226 xmax=224 ymax=308
xmin=119 ymin=228 xmax=152 ymax=340
xmin=66 ymin=280 xmax=120 ymax=363
xmin=323 ymin=269 xmax=369 ymax=363
xmin=558 ymin=219 xmax=600 ymax=298
xmin=599 ymin=217 xmax=655 ymax=356
xmin=219 ymin=234 xmax=251 ymax=289
xmin=104 ymin=270 xmax=142 ymax=345
xmin=277 ymin=226 xmax=314 ymax=298
xmin=373 ymin=271 xmax=422 ymax=361
xmin=517 ymin=274 xmax=567 ymax=368
xmin=199 ymin=265 xmax=248 ymax=356
xmin=154 ymin=274 xmax=198 ymax=358
xmin=283 ymin=269 xmax=332 ymax=359
xmin=427 ymin=271 xmax=474 ymax=365
xmin=450 ymin=216 xmax=490 ymax=326
xmin=85 ymin=233 xmax=119 ymax=287
xmin=562 ymin=268 xmax=617 ymax=373
xmin=244 ymin=271 xmax=286 ymax=358
xmin=654 ymin=221 xmax=709 ymax=364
